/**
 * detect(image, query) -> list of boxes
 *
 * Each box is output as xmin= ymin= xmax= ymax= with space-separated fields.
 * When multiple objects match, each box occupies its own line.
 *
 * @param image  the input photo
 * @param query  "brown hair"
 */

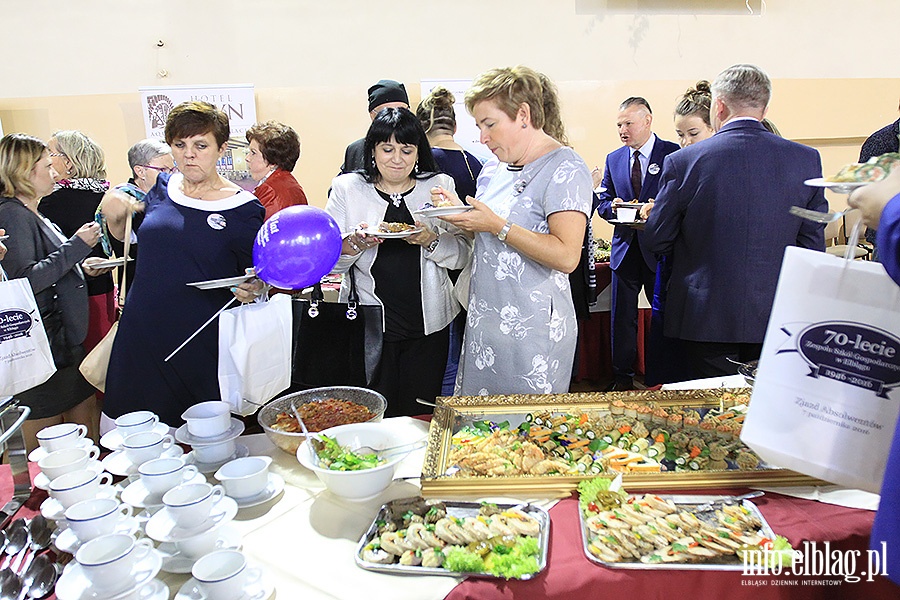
xmin=416 ymin=86 xmax=456 ymax=135
xmin=164 ymin=101 xmax=230 ymax=147
xmin=0 ymin=134 xmax=47 ymax=200
xmin=246 ymin=121 xmax=301 ymax=171
xmin=465 ymin=66 xmax=569 ymax=146
xmin=674 ymin=80 xmax=712 ymax=127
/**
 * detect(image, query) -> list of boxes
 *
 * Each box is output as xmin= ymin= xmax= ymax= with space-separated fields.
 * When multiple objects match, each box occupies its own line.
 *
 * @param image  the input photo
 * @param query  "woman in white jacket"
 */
xmin=326 ymin=108 xmax=471 ymax=416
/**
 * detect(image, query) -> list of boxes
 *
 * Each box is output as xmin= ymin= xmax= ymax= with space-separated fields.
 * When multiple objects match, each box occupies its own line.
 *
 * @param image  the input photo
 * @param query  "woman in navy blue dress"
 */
xmin=100 ymin=102 xmax=264 ymax=428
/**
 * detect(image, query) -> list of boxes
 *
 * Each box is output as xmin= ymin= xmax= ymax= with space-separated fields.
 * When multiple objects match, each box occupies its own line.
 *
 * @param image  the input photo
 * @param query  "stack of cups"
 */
xmin=191 ymin=550 xmax=263 ymax=600
xmin=182 ymin=401 xmax=239 ymax=467
xmin=72 ymin=533 xmax=161 ymax=599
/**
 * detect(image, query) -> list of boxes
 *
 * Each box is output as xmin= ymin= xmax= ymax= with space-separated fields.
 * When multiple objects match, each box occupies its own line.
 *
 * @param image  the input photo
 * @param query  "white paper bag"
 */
xmin=0 ymin=275 xmax=56 ymax=396
xmin=741 ymin=247 xmax=900 ymax=493
xmin=218 ymin=293 xmax=292 ymax=416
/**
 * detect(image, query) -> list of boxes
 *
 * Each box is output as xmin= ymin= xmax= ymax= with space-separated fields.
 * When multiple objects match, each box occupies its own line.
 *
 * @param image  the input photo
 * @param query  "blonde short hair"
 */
xmin=0 ymin=134 xmax=47 ymax=200
xmin=52 ymin=130 xmax=107 ymax=179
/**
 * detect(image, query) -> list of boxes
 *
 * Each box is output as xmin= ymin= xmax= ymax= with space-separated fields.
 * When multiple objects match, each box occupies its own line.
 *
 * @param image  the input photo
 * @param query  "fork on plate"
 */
xmin=789 ymin=206 xmax=854 ymax=223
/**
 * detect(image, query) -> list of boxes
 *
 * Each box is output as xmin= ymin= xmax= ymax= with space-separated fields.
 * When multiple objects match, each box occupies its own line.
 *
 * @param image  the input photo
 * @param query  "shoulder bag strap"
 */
xmin=346 ymin=268 xmax=359 ymax=320
xmin=118 ymin=210 xmax=133 ymax=309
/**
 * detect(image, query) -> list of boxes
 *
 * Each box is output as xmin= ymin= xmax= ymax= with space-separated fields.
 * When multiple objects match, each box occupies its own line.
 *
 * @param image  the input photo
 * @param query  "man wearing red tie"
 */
xmin=595 ymin=98 xmax=679 ymax=390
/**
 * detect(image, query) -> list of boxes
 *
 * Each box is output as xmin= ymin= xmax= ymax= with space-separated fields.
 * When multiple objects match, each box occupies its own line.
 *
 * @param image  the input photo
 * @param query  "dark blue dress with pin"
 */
xmin=103 ymin=173 xmax=264 ymax=426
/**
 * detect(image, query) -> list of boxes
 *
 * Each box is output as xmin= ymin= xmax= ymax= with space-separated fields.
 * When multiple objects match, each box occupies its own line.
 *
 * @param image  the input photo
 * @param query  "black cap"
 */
xmin=367 ymin=80 xmax=409 ymax=113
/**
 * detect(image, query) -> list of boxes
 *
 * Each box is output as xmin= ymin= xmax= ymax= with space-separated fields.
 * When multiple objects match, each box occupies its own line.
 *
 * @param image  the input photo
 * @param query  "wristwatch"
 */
xmin=497 ymin=220 xmax=513 ymax=242
xmin=426 ymin=237 xmax=440 ymax=253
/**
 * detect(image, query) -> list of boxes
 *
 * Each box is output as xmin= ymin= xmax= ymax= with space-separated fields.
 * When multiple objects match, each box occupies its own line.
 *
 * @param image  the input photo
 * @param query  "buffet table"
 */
xmin=6 ymin=419 xmax=899 ymax=600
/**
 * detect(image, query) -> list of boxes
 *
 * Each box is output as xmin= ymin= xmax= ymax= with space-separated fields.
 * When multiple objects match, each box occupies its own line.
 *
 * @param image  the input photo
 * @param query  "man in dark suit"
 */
xmin=338 ymin=79 xmax=409 ymax=174
xmin=643 ymin=64 xmax=827 ymax=378
xmin=595 ymin=97 xmax=680 ymax=390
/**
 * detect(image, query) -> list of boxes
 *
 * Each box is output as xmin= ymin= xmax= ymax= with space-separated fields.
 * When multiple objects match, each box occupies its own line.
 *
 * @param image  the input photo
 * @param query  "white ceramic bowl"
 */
xmin=296 ymin=423 xmax=403 ymax=501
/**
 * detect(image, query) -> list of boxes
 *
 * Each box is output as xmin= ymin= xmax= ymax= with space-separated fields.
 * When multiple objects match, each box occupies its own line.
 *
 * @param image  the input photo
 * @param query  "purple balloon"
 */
xmin=253 ymin=206 xmax=342 ymax=289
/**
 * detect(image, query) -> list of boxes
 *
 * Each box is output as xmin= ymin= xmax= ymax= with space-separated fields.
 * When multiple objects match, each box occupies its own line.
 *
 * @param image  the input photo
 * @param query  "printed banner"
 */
xmin=139 ymin=84 xmax=257 ymax=190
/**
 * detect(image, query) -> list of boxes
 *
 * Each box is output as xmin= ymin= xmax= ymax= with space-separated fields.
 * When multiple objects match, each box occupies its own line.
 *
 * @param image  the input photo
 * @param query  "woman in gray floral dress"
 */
xmin=437 ymin=67 xmax=592 ymax=395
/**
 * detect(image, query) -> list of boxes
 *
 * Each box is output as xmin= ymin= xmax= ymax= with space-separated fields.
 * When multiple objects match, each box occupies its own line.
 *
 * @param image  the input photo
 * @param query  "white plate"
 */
xmin=145 ymin=496 xmax=238 ymax=543
xmin=185 ymin=443 xmax=250 ymax=474
xmin=53 ymin=516 xmax=141 ymax=555
xmin=56 ymin=548 xmax=162 ymax=600
xmin=87 ymin=257 xmax=133 ymax=269
xmin=121 ymin=471 xmax=208 ymax=510
xmin=612 ymin=201 xmax=649 ymax=207
xmin=102 ymin=445 xmax=184 ymax=477
xmin=233 ymin=473 xmax=285 ymax=509
xmin=29 ymin=439 xmax=95 ymax=463
xmin=607 ymin=219 xmax=646 ymax=226
xmin=35 ymin=459 xmax=104 ymax=491
xmin=186 ymin=272 xmax=256 ymax=290
xmin=156 ymin=524 xmax=242 ymax=574
xmin=413 ymin=205 xmax=474 ymax=218
xmin=100 ymin=422 xmax=172 ymax=452
xmin=175 ymin=418 xmax=245 ymax=446
xmin=360 ymin=227 xmax=422 ymax=239
xmin=40 ymin=484 xmax=118 ymax=521
xmin=176 ymin=568 xmax=273 ymax=600
xmin=804 ymin=177 xmax=872 ymax=194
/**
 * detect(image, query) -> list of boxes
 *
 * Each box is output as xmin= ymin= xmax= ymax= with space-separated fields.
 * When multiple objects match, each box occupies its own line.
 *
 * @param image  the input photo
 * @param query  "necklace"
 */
xmin=375 ymin=182 xmax=415 ymax=207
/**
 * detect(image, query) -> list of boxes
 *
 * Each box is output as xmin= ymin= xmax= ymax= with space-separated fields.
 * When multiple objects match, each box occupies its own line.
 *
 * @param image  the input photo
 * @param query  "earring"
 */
xmin=521 ymin=123 xmax=527 ymax=129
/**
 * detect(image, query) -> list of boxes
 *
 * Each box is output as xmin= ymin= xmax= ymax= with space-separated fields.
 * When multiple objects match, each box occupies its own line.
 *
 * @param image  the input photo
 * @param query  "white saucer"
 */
xmin=186 ymin=271 xmax=255 ymax=290
xmin=175 ymin=418 xmax=245 ymax=446
xmin=56 ymin=547 xmax=162 ymax=600
xmin=35 ymin=459 xmax=104 ymax=490
xmin=157 ymin=525 xmax=243 ymax=573
xmin=100 ymin=422 xmax=171 ymax=452
xmin=53 ymin=516 xmax=141 ymax=554
xmin=233 ymin=473 xmax=285 ymax=509
xmin=176 ymin=568 xmax=272 ymax=600
xmin=29 ymin=439 xmax=95 ymax=463
xmin=40 ymin=484 xmax=117 ymax=521
xmin=102 ymin=445 xmax=185 ymax=477
xmin=145 ymin=496 xmax=239 ymax=543
xmin=185 ymin=443 xmax=249 ymax=474
xmin=121 ymin=471 xmax=208 ymax=510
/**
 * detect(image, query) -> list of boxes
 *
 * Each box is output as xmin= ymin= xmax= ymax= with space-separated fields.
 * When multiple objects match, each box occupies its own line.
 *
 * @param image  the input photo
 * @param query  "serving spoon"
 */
xmin=291 ymin=402 xmax=321 ymax=467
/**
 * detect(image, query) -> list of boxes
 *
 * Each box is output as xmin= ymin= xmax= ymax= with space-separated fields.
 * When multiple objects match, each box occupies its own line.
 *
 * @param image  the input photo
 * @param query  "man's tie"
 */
xmin=630 ymin=149 xmax=642 ymax=200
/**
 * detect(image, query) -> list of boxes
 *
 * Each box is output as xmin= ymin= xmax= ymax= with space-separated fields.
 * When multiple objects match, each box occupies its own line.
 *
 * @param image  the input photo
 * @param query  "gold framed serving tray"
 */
xmin=420 ymin=390 xmax=826 ymax=498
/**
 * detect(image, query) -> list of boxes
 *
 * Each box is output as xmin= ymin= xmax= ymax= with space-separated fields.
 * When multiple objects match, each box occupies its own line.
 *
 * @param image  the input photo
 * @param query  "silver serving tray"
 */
xmin=355 ymin=500 xmax=551 ymax=579
xmin=580 ymin=494 xmax=774 ymax=571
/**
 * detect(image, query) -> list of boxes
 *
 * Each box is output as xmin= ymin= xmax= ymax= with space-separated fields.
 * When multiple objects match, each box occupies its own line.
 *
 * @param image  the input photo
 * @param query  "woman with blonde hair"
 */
xmin=0 ymin=133 xmax=106 ymax=448
xmin=436 ymin=66 xmax=592 ymax=395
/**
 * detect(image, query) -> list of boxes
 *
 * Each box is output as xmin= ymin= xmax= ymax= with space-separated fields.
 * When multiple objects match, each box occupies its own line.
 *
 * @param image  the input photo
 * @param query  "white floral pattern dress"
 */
xmin=455 ymin=147 xmax=593 ymax=396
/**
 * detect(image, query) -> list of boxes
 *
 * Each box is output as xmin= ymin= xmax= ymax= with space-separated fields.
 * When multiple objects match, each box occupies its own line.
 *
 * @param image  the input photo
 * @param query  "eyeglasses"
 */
xmin=140 ymin=165 xmax=178 ymax=174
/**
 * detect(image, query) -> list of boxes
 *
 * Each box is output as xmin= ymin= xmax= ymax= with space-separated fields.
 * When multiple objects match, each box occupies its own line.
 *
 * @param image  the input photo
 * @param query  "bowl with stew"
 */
xmin=258 ymin=387 xmax=387 ymax=455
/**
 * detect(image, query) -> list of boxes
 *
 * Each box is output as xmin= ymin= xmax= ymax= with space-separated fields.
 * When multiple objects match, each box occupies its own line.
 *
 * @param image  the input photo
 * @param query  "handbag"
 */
xmin=218 ymin=293 xmax=292 ymax=415
xmin=0 ymin=268 xmax=57 ymax=396
xmin=740 ymin=246 xmax=900 ymax=493
xmin=79 ymin=211 xmax=131 ymax=392
xmin=291 ymin=267 xmax=383 ymax=389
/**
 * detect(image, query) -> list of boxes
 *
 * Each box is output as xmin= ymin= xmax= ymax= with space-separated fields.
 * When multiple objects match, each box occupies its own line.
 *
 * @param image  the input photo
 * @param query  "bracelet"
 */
xmin=497 ymin=220 xmax=513 ymax=242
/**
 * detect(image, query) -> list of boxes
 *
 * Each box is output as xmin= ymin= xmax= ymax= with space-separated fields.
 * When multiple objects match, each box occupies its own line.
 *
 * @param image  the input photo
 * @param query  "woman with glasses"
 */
xmin=39 ymin=130 xmax=118 ymax=356
xmin=0 ymin=133 xmax=108 ymax=449
xmin=245 ymin=121 xmax=307 ymax=220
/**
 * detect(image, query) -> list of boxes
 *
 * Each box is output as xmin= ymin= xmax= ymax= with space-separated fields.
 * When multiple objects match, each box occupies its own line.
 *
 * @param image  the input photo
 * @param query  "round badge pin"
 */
xmin=207 ymin=214 xmax=227 ymax=230
xmin=648 ymin=163 xmax=660 ymax=176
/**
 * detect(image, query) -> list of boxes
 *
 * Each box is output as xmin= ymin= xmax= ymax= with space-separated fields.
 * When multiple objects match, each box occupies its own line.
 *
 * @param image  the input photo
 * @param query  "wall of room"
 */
xmin=2 ymin=0 xmax=898 ymax=239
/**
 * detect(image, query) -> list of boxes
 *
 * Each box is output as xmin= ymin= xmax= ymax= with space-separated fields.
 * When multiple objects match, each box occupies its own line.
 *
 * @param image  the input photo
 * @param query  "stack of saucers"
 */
xmin=176 ymin=401 xmax=248 ymax=474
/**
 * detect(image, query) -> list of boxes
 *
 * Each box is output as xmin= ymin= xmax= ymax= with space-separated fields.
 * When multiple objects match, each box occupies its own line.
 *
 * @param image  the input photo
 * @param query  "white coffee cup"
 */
xmin=191 ymin=439 xmax=236 ymax=465
xmin=163 ymin=482 xmax=225 ymax=528
xmin=175 ymin=527 xmax=227 ymax=559
xmin=617 ymin=207 xmax=638 ymax=222
xmin=182 ymin=401 xmax=231 ymax=439
xmin=49 ymin=470 xmax=114 ymax=510
xmin=139 ymin=456 xmax=199 ymax=496
xmin=192 ymin=550 xmax=260 ymax=600
xmin=38 ymin=446 xmax=100 ymax=481
xmin=123 ymin=431 xmax=175 ymax=466
xmin=64 ymin=497 xmax=133 ymax=542
xmin=35 ymin=423 xmax=88 ymax=453
xmin=115 ymin=411 xmax=160 ymax=438
xmin=214 ymin=456 xmax=272 ymax=499
xmin=76 ymin=534 xmax=154 ymax=593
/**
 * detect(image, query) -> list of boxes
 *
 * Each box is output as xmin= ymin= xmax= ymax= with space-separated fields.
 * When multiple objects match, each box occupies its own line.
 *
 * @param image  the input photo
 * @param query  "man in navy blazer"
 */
xmin=643 ymin=64 xmax=827 ymax=378
xmin=595 ymin=98 xmax=680 ymax=390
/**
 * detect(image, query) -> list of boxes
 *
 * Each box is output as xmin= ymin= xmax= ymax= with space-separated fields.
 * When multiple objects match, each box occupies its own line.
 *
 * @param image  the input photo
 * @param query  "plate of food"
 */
xmin=807 ymin=152 xmax=900 ymax=193
xmin=361 ymin=223 xmax=423 ymax=238
xmin=187 ymin=269 xmax=256 ymax=290
xmin=356 ymin=497 xmax=550 ymax=580
xmin=414 ymin=204 xmax=474 ymax=218
xmin=578 ymin=478 xmax=786 ymax=570
xmin=87 ymin=257 xmax=134 ymax=269
xmin=803 ymin=178 xmax=871 ymax=194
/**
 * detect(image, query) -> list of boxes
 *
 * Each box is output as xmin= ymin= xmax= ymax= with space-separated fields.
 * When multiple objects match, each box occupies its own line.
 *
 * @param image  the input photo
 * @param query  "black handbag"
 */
xmin=290 ymin=268 xmax=383 ymax=390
